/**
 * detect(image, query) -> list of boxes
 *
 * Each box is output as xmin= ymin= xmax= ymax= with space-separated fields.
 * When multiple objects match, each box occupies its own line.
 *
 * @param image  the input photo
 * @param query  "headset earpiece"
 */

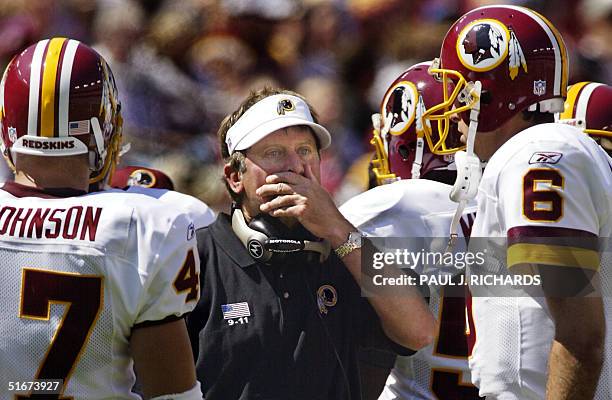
xmin=232 ymin=209 xmax=273 ymax=262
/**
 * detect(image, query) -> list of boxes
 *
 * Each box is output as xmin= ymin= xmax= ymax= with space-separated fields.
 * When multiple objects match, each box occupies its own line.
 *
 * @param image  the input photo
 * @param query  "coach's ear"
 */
xmin=224 ymin=163 xmax=244 ymax=195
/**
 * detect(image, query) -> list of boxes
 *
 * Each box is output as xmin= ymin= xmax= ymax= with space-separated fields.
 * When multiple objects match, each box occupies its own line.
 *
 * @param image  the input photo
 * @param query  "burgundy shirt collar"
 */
xmin=1 ymin=181 xmax=88 ymax=199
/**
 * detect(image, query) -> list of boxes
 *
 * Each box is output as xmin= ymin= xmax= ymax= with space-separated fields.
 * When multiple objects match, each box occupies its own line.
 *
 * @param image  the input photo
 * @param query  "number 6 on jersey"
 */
xmin=522 ymin=168 xmax=564 ymax=222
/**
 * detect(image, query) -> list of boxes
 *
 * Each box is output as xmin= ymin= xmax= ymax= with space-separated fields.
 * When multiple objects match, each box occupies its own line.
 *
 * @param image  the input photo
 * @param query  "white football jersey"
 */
xmin=469 ymin=123 xmax=612 ymax=399
xmin=0 ymin=183 xmax=200 ymax=399
xmin=125 ymin=186 xmax=216 ymax=230
xmin=340 ymin=179 xmax=481 ymax=400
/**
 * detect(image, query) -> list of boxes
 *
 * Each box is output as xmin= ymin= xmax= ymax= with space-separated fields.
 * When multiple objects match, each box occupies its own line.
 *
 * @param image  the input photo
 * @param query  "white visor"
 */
xmin=225 ymin=94 xmax=332 ymax=155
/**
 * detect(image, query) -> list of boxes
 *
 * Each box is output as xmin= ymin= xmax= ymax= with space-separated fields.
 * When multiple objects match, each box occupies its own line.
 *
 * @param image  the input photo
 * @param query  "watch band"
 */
xmin=334 ymin=231 xmax=362 ymax=259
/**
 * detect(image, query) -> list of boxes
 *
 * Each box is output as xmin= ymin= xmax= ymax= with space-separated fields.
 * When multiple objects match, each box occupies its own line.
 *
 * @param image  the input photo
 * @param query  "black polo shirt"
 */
xmin=187 ymin=214 xmax=413 ymax=400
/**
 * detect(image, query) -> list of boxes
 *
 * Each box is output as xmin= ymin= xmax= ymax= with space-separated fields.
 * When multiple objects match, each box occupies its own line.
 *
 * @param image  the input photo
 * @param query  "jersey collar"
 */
xmin=1 ymin=181 xmax=88 ymax=198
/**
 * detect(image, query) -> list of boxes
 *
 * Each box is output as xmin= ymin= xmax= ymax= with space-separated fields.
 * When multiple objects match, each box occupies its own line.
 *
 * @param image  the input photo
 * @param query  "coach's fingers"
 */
xmin=256 ymin=182 xmax=295 ymax=198
xmin=265 ymin=172 xmax=304 ymax=185
xmin=260 ymin=194 xmax=303 ymax=213
xmin=269 ymin=205 xmax=305 ymax=218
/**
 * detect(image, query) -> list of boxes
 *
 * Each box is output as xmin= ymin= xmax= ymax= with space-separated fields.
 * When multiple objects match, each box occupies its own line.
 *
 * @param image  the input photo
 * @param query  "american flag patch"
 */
xmin=68 ymin=120 xmax=90 ymax=135
xmin=221 ymin=302 xmax=251 ymax=319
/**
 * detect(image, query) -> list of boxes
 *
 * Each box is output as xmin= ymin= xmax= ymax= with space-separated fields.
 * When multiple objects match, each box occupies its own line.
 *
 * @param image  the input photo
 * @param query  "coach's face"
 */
xmin=226 ymin=126 xmax=320 ymax=222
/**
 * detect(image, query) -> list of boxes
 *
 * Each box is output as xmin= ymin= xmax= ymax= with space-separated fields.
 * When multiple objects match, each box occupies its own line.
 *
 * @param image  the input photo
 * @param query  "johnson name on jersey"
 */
xmin=468 ymin=123 xmax=612 ymax=399
xmin=0 ymin=183 xmax=200 ymax=399
xmin=340 ymin=179 xmax=481 ymax=400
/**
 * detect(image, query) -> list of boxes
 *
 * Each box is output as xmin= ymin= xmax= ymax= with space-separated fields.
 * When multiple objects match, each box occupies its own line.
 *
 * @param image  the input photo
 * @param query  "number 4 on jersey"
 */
xmin=173 ymin=249 xmax=199 ymax=302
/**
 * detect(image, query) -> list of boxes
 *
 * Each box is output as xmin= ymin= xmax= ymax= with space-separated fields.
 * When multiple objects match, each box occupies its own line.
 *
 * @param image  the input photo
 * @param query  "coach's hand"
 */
xmin=257 ymin=164 xmax=353 ymax=247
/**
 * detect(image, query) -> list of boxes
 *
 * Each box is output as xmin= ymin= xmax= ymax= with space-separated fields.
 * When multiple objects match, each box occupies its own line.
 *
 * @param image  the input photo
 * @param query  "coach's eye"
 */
xmin=265 ymin=148 xmax=285 ymax=159
xmin=297 ymin=146 xmax=314 ymax=156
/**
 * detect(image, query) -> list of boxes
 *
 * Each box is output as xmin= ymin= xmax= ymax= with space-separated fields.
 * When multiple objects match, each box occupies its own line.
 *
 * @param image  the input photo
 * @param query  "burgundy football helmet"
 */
xmin=371 ymin=61 xmax=462 ymax=185
xmin=111 ymin=166 xmax=175 ymax=190
xmin=558 ymin=82 xmax=612 ymax=139
xmin=423 ymin=5 xmax=569 ymax=152
xmin=558 ymin=81 xmax=612 ymax=155
xmin=0 ymin=38 xmax=123 ymax=186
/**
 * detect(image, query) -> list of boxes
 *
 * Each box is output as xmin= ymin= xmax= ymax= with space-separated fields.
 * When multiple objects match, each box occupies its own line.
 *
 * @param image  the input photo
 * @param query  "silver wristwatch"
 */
xmin=334 ymin=231 xmax=362 ymax=259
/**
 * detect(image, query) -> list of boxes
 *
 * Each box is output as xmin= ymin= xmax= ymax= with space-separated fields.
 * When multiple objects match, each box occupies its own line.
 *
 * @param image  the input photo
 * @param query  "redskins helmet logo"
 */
xmin=127 ymin=169 xmax=156 ymax=188
xmin=457 ymin=18 xmax=527 ymax=80
xmin=457 ymin=19 xmax=509 ymax=71
xmin=381 ymin=81 xmax=419 ymax=136
xmin=277 ymin=99 xmax=295 ymax=115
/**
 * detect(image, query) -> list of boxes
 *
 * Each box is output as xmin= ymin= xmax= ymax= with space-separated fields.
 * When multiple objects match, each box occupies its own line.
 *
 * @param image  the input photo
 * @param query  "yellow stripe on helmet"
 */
xmin=560 ymin=81 xmax=590 ymax=120
xmin=40 ymin=38 xmax=67 ymax=138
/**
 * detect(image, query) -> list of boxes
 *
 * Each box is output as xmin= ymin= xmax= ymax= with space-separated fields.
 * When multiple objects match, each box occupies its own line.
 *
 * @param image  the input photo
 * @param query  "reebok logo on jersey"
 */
xmin=187 ymin=222 xmax=195 ymax=240
xmin=529 ymin=152 xmax=562 ymax=165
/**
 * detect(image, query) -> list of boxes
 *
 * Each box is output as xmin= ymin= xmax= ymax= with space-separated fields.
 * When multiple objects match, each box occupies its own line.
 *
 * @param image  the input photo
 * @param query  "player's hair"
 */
xmin=475 ymin=24 xmax=491 ymax=48
xmin=217 ymin=86 xmax=321 ymax=204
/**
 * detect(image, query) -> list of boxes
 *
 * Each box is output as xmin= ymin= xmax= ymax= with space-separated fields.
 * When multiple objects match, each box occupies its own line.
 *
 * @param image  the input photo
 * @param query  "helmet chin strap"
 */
xmin=89 ymin=117 xmax=106 ymax=172
xmin=411 ymin=96 xmax=427 ymax=179
xmin=447 ymin=81 xmax=482 ymax=249
xmin=411 ymin=137 xmax=424 ymax=179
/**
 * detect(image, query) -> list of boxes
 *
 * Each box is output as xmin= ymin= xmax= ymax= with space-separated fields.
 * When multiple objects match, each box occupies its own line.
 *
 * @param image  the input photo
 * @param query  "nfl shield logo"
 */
xmin=533 ymin=80 xmax=546 ymax=96
xmin=8 ymin=127 xmax=17 ymax=142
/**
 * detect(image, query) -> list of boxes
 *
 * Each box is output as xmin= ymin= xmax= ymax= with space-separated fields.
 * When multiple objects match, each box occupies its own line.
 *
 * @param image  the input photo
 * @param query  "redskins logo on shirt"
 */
xmin=317 ymin=284 xmax=337 ymax=315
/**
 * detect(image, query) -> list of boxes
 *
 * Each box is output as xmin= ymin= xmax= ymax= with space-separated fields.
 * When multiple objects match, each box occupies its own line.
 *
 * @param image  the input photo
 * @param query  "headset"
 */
xmin=231 ymin=206 xmax=331 ymax=264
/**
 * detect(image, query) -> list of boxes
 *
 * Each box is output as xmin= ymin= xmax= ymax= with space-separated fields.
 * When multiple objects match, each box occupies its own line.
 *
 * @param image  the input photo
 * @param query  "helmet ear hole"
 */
xmin=398 ymin=144 xmax=411 ymax=161
xmin=480 ymin=90 xmax=491 ymax=105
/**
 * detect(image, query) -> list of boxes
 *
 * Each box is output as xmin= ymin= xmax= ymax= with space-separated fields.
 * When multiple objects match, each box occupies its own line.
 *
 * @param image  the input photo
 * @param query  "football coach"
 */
xmin=186 ymin=87 xmax=435 ymax=400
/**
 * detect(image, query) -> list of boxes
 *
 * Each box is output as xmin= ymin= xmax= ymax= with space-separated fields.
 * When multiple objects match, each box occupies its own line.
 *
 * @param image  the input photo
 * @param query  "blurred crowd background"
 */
xmin=1 ymin=0 xmax=610 ymax=212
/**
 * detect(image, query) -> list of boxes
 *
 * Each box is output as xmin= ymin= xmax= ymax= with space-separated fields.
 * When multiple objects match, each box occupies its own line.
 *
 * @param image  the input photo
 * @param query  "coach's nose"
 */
xmin=286 ymin=150 xmax=305 ymax=176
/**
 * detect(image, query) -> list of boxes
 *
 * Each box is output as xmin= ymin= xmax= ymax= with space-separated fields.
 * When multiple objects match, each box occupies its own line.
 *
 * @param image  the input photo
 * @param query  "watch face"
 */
xmin=349 ymin=231 xmax=362 ymax=247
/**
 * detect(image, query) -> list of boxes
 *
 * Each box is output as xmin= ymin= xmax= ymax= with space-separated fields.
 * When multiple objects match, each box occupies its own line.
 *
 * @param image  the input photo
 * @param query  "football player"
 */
xmin=111 ymin=165 xmax=216 ymax=230
xmin=423 ymin=6 xmax=611 ymax=399
xmin=557 ymin=81 xmax=612 ymax=155
xmin=0 ymin=38 xmax=202 ymax=399
xmin=339 ymin=62 xmax=480 ymax=400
